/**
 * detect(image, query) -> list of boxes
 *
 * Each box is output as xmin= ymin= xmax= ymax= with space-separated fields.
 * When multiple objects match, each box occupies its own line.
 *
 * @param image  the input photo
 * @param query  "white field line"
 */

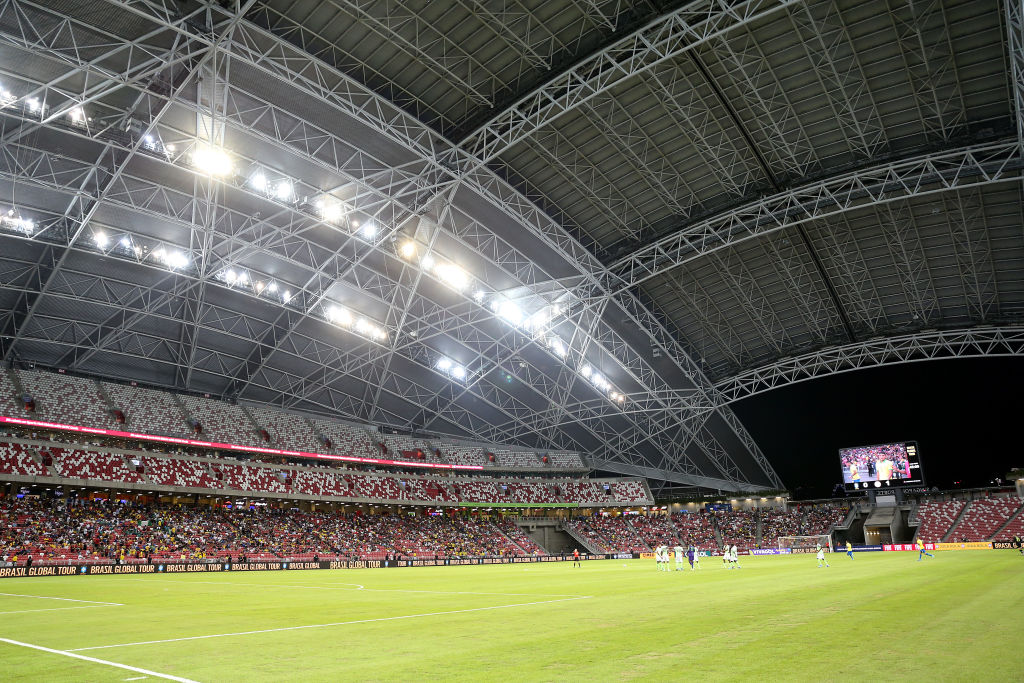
xmin=70 ymin=595 xmax=594 ymax=651
xmin=0 ymin=638 xmax=199 ymax=683
xmin=0 ymin=591 xmax=123 ymax=606
xmin=125 ymin=577 xmax=586 ymax=598
xmin=0 ymin=605 xmax=119 ymax=615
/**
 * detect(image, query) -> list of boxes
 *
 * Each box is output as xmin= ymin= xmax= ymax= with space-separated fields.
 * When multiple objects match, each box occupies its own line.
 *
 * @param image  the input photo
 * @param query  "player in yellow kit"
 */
xmin=846 ymin=540 xmax=854 ymax=560
xmin=917 ymin=537 xmax=934 ymax=561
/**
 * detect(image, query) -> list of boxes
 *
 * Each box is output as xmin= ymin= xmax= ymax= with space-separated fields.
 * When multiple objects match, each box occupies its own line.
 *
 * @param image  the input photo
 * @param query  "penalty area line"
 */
xmin=0 ymin=638 xmax=198 ymax=683
xmin=0 ymin=591 xmax=123 ymax=606
xmin=70 ymin=595 xmax=594 ymax=651
xmin=0 ymin=605 xmax=120 ymax=615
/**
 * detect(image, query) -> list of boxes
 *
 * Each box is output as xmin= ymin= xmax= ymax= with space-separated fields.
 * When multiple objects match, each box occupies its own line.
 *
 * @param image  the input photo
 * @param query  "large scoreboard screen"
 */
xmin=839 ymin=441 xmax=923 ymax=492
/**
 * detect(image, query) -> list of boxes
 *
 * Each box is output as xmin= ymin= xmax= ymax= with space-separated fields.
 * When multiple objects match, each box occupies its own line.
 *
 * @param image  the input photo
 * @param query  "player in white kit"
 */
xmin=816 ymin=543 xmax=830 ymax=568
xmin=673 ymin=544 xmax=685 ymax=571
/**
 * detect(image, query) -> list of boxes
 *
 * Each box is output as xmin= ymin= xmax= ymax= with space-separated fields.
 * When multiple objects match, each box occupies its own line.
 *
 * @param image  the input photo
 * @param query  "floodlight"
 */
xmin=580 ymin=365 xmax=592 ymax=378
xmin=319 ymin=200 xmax=344 ymax=222
xmin=275 ymin=181 xmax=293 ymax=201
xmin=359 ymin=221 xmax=377 ymax=238
xmin=268 ymin=282 xmax=278 ymax=293
xmin=192 ymin=146 xmax=233 ymax=176
xmin=400 ymin=241 xmax=417 ymax=260
xmin=473 ymin=290 xmax=485 ymax=303
xmin=68 ymin=107 xmax=84 ymax=123
xmin=435 ymin=262 xmax=469 ymax=291
xmin=250 ymin=173 xmax=268 ymax=192
xmin=94 ymin=232 xmax=109 ymax=248
xmin=451 ymin=365 xmax=466 ymax=380
xmin=436 ymin=358 xmax=452 ymax=371
xmin=119 ymin=236 xmax=131 ymax=247
xmin=27 ymin=97 xmax=40 ymax=113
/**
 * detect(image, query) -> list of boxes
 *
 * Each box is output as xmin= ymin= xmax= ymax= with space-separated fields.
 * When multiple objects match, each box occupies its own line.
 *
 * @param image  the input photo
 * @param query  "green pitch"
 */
xmin=0 ymin=551 xmax=1021 ymax=681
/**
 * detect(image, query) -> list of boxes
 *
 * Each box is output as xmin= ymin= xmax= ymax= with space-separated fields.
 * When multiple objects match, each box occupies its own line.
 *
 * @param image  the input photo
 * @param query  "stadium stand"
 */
xmin=211 ymin=462 xmax=291 ymax=494
xmin=491 ymin=449 xmax=539 ymax=468
xmin=17 ymin=370 xmax=114 ymax=430
xmin=309 ymin=419 xmax=377 ymax=459
xmin=672 ymin=512 xmax=718 ymax=550
xmin=383 ymin=434 xmax=443 ymax=463
xmin=47 ymin=447 xmax=145 ymax=484
xmin=543 ymin=452 xmax=585 ymax=468
xmin=441 ymin=445 xmax=486 ymax=466
xmin=102 ymin=382 xmax=189 ymax=436
xmin=179 ymin=395 xmax=261 ymax=447
xmin=947 ymin=498 xmax=1024 ymax=542
xmin=568 ymin=517 xmax=649 ymax=553
xmin=716 ymin=509 xmax=757 ymax=549
xmin=0 ymin=441 xmax=47 ymax=476
xmin=0 ymin=369 xmax=19 ymax=417
xmin=139 ymin=455 xmax=219 ymax=490
xmin=494 ymin=518 xmax=546 ymax=555
xmin=801 ymin=504 xmax=848 ymax=536
xmin=760 ymin=509 xmax=805 ymax=548
xmin=993 ymin=505 xmax=1024 ymax=541
xmin=629 ymin=515 xmax=679 ymax=548
xmin=916 ymin=500 xmax=967 ymax=542
xmin=244 ymin=405 xmax=322 ymax=453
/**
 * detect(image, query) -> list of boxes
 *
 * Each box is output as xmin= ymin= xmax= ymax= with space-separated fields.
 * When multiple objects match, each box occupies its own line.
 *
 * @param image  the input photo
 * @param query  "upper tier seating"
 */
xmin=0 ymin=370 xmax=19 ymax=418
xmin=48 ymin=447 xmax=145 ymax=484
xmin=491 ymin=449 xmax=539 ymax=468
xmin=310 ymin=420 xmax=377 ymax=459
xmin=948 ymin=498 xmax=1024 ymax=542
xmin=441 ymin=445 xmax=485 ymax=466
xmin=613 ymin=481 xmax=648 ymax=503
xmin=672 ymin=512 xmax=718 ymax=550
xmin=383 ymin=435 xmax=444 ymax=463
xmin=18 ymin=370 xmax=113 ymax=429
xmin=916 ymin=500 xmax=966 ymax=542
xmin=179 ymin=395 xmax=261 ymax=447
xmin=245 ymin=405 xmax=322 ymax=453
xmin=140 ymin=456 xmax=218 ymax=489
xmin=544 ymin=452 xmax=585 ymax=468
xmin=102 ymin=382 xmax=189 ymax=436
xmin=801 ymin=504 xmax=848 ymax=536
xmin=761 ymin=509 xmax=804 ymax=548
xmin=0 ymin=441 xmax=47 ymax=476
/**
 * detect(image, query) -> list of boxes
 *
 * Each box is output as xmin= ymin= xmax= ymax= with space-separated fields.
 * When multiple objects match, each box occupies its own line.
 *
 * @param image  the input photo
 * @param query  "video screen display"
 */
xmin=839 ymin=441 xmax=923 ymax=491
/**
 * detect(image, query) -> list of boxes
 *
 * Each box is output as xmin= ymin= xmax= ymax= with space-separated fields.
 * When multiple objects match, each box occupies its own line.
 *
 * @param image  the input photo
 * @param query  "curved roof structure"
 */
xmin=0 ymin=0 xmax=1022 ymax=492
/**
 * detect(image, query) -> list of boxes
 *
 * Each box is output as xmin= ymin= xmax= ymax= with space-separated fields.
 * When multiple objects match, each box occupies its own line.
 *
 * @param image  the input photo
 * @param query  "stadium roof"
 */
xmin=1 ymin=0 xmax=1023 ymax=493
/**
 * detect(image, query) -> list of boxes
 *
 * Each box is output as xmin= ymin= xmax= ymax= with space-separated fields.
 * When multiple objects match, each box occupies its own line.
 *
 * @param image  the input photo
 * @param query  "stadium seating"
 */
xmin=309 ymin=419 xmax=377 ymax=459
xmin=494 ymin=518 xmax=546 ymax=554
xmin=568 ymin=517 xmax=649 ymax=553
xmin=383 ymin=434 xmax=444 ymax=463
xmin=0 ymin=369 xmax=19 ymax=418
xmin=246 ymin=405 xmax=323 ymax=453
xmin=801 ymin=504 xmax=848 ymax=536
xmin=179 ymin=395 xmax=261 ymax=447
xmin=716 ymin=509 xmax=757 ymax=549
xmin=211 ymin=462 xmax=291 ymax=494
xmin=543 ymin=452 xmax=585 ymax=468
xmin=442 ymin=445 xmax=485 ymax=466
xmin=102 ymin=382 xmax=189 ymax=436
xmin=0 ymin=441 xmax=47 ymax=476
xmin=993 ymin=506 xmax=1024 ymax=541
xmin=18 ymin=370 xmax=114 ymax=429
xmin=672 ymin=512 xmax=718 ymax=550
xmin=947 ymin=498 xmax=1024 ymax=542
xmin=48 ymin=447 xmax=145 ymax=484
xmin=140 ymin=456 xmax=218 ymax=489
xmin=916 ymin=500 xmax=966 ymax=542
xmin=491 ymin=449 xmax=540 ymax=468
xmin=628 ymin=515 xmax=679 ymax=548
xmin=760 ymin=509 xmax=804 ymax=548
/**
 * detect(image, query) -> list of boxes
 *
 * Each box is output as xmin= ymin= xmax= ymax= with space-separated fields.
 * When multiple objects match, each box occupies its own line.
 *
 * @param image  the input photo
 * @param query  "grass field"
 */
xmin=0 ymin=551 xmax=1021 ymax=681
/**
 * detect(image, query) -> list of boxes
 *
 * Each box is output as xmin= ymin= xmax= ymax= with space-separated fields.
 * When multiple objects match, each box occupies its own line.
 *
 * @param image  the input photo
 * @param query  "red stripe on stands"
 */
xmin=0 ymin=416 xmax=484 ymax=471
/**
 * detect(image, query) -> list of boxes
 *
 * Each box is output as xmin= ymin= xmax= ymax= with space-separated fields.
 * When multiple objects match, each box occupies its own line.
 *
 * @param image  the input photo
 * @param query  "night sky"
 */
xmin=731 ymin=357 xmax=1024 ymax=499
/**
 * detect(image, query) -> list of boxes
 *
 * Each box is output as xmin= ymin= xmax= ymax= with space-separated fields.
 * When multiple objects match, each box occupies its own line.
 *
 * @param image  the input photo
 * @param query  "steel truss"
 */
xmin=712 ymin=326 xmax=1024 ymax=403
xmin=608 ymin=142 xmax=1024 ymax=292
xmin=0 ymin=0 xmax=789 ymax=489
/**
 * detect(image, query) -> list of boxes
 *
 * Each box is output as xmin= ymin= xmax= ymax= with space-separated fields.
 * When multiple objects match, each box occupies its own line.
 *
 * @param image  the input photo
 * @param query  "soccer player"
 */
xmin=673 ymin=543 xmax=685 ymax=571
xmin=572 ymin=548 xmax=581 ymax=567
xmin=722 ymin=544 xmax=730 ymax=569
xmin=916 ymin=537 xmax=934 ymax=561
xmin=731 ymin=544 xmax=742 ymax=569
xmin=692 ymin=545 xmax=701 ymax=570
xmin=655 ymin=544 xmax=665 ymax=571
xmin=816 ymin=543 xmax=830 ymax=568
xmin=846 ymin=540 xmax=854 ymax=560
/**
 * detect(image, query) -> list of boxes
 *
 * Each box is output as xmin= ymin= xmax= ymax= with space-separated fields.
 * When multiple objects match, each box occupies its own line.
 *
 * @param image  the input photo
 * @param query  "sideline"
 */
xmin=0 ymin=637 xmax=200 ymax=683
xmin=0 ymin=591 xmax=123 ymax=605
xmin=70 ymin=595 xmax=594 ymax=651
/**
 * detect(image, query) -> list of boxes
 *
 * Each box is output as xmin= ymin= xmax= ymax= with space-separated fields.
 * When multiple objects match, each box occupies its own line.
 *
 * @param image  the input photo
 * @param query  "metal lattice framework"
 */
xmin=0 ymin=0 xmax=1021 ymax=493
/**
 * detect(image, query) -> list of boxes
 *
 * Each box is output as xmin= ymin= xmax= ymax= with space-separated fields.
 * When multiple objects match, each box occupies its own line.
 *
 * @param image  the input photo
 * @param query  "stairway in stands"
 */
xmin=941 ymin=502 xmax=974 ymax=541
